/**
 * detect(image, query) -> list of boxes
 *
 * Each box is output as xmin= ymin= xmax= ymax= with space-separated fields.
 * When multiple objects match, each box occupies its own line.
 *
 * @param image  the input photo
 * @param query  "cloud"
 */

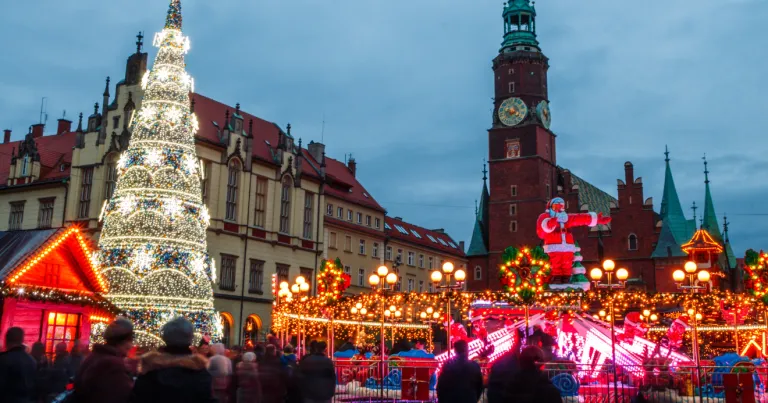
xmin=0 ymin=0 xmax=765 ymax=255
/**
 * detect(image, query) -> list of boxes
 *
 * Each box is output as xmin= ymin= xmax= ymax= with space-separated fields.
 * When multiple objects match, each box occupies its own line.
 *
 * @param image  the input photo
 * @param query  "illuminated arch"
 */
xmin=219 ymin=312 xmax=234 ymax=346
xmin=243 ymin=314 xmax=263 ymax=347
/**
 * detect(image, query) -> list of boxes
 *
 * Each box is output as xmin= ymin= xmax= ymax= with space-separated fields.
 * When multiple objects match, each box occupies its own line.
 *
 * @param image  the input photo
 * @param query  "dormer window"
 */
xmin=60 ymin=164 xmax=66 ymax=172
xmin=234 ymin=119 xmax=243 ymax=133
xmin=21 ymin=155 xmax=30 ymax=176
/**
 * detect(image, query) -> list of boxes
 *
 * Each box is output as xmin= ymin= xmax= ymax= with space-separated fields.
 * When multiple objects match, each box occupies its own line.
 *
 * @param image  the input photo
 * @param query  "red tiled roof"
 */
xmin=0 ymin=132 xmax=76 ymax=186
xmin=194 ymin=93 xmax=384 ymax=212
xmin=385 ymin=217 xmax=465 ymax=257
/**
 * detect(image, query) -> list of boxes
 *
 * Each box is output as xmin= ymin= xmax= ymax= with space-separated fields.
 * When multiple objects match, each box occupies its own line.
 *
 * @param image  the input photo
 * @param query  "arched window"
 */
xmin=474 ymin=266 xmax=482 ymax=281
xmin=225 ymin=160 xmax=240 ymax=221
xmin=628 ymin=234 xmax=638 ymax=251
xmin=279 ymin=176 xmax=291 ymax=234
xmin=219 ymin=312 xmax=233 ymax=347
xmin=243 ymin=314 xmax=262 ymax=349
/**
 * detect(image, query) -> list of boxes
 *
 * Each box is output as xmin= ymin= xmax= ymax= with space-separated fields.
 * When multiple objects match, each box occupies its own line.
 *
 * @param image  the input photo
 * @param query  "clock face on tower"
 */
xmin=536 ymin=101 xmax=552 ymax=129
xmin=498 ymin=97 xmax=528 ymax=127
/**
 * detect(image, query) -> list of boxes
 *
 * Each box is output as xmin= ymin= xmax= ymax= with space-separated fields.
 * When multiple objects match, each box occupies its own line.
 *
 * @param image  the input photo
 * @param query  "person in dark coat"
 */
xmin=257 ymin=344 xmax=287 ymax=403
xmin=49 ymin=342 xmax=73 ymax=398
xmin=436 ymin=339 xmax=483 ymax=403
xmin=73 ymin=318 xmax=135 ymax=403
xmin=67 ymin=340 xmax=87 ymax=378
xmin=130 ymin=317 xmax=216 ymax=403
xmin=487 ymin=329 xmax=522 ymax=403
xmin=297 ymin=341 xmax=336 ymax=403
xmin=0 ymin=327 xmax=36 ymax=403
xmin=495 ymin=345 xmax=561 ymax=403
xmin=29 ymin=341 xmax=50 ymax=402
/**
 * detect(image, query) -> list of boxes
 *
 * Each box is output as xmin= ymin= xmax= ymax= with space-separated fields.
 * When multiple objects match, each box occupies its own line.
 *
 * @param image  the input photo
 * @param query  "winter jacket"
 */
xmin=257 ymin=357 xmax=287 ymax=403
xmin=235 ymin=361 xmax=261 ymax=403
xmin=280 ymin=353 xmax=297 ymax=369
xmin=436 ymin=356 xmax=483 ymax=403
xmin=130 ymin=349 xmax=216 ymax=403
xmin=487 ymin=352 xmax=520 ymax=403
xmin=298 ymin=353 xmax=336 ymax=401
xmin=0 ymin=346 xmax=37 ymax=403
xmin=73 ymin=344 xmax=133 ymax=403
xmin=49 ymin=354 xmax=73 ymax=396
xmin=496 ymin=368 xmax=561 ymax=403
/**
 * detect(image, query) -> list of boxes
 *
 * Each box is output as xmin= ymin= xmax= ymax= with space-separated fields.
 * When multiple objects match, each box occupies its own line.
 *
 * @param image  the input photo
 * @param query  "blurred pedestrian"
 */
xmin=73 ymin=318 xmax=135 ymax=403
xmin=29 ymin=341 xmax=51 ymax=402
xmin=436 ymin=339 xmax=483 ymax=403
xmin=494 ymin=345 xmax=561 ymax=403
xmin=209 ymin=354 xmax=233 ymax=403
xmin=281 ymin=344 xmax=297 ymax=370
xmin=0 ymin=327 xmax=36 ymax=403
xmin=236 ymin=352 xmax=261 ymax=403
xmin=68 ymin=340 xmax=87 ymax=378
xmin=258 ymin=345 xmax=287 ymax=403
xmin=298 ymin=341 xmax=336 ymax=403
xmin=130 ymin=317 xmax=215 ymax=403
xmin=49 ymin=342 xmax=73 ymax=399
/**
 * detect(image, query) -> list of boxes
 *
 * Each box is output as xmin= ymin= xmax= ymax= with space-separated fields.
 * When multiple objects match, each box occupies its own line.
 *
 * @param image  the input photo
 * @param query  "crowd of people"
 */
xmin=0 ymin=318 xmax=566 ymax=403
xmin=0 ymin=318 xmax=336 ymax=403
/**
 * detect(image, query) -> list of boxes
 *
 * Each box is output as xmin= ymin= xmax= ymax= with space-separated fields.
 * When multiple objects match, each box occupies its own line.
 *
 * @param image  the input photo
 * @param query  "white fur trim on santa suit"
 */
xmin=544 ymin=243 xmax=577 ymax=253
xmin=540 ymin=218 xmax=556 ymax=234
xmin=588 ymin=212 xmax=598 ymax=227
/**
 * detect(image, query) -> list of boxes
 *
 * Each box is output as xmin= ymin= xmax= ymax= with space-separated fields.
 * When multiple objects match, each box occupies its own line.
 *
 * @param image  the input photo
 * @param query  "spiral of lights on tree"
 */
xmin=93 ymin=0 xmax=221 ymax=346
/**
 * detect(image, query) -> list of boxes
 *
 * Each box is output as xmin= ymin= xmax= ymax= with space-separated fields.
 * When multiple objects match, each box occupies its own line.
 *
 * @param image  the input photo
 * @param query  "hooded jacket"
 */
xmin=130 ymin=349 xmax=216 ymax=403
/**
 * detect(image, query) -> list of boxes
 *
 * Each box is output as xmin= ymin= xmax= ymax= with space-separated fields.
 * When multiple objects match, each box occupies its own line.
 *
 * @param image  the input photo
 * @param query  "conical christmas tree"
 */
xmin=569 ymin=242 xmax=590 ymax=290
xmin=95 ymin=0 xmax=220 ymax=346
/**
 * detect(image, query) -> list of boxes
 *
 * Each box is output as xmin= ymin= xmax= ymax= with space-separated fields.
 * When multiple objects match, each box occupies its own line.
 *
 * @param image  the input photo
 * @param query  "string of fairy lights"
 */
xmin=92 ymin=0 xmax=221 ymax=345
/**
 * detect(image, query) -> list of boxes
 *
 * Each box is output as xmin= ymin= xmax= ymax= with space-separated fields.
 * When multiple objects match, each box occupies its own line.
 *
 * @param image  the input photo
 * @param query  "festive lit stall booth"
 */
xmin=0 ymin=227 xmax=114 ymax=353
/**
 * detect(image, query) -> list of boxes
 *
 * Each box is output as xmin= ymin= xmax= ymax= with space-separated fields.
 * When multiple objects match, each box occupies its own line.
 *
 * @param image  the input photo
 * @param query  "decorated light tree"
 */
xmin=569 ymin=242 xmax=590 ymax=290
xmin=498 ymin=246 xmax=550 ymax=304
xmin=95 ymin=0 xmax=220 ymax=345
xmin=316 ymin=258 xmax=351 ymax=305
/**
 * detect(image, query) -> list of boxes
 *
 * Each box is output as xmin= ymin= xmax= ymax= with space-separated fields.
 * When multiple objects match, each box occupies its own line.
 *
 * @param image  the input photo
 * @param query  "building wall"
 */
xmin=0 ymin=186 xmax=68 ymax=230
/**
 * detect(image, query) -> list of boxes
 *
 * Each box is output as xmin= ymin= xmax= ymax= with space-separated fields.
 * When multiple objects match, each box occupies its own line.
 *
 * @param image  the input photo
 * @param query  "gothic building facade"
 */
xmin=465 ymin=1 xmax=739 ymax=292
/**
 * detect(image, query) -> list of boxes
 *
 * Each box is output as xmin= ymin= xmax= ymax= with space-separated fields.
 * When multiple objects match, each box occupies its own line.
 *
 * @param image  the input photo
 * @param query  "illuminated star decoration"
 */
xmin=163 ymin=197 xmax=183 ymax=218
xmin=498 ymin=245 xmax=550 ymax=304
xmin=117 ymin=153 xmax=129 ymax=170
xmin=119 ymin=195 xmax=136 ymax=215
xmin=131 ymin=247 xmax=155 ymax=276
xmin=145 ymin=148 xmax=163 ymax=167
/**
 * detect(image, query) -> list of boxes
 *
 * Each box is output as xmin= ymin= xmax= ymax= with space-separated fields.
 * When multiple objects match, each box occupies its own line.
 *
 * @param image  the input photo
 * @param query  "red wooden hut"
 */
xmin=0 ymin=226 xmax=115 ymax=353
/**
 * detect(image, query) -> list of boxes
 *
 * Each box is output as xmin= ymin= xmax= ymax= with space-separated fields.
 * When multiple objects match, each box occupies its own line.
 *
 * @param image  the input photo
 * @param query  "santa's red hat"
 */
xmin=672 ymin=315 xmax=690 ymax=329
xmin=624 ymin=312 xmax=641 ymax=328
xmin=548 ymin=197 xmax=566 ymax=212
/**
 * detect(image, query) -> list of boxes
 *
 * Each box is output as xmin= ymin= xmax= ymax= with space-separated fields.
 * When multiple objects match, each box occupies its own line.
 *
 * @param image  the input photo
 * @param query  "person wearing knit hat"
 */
xmin=72 ymin=318 xmax=135 ymax=403
xmin=131 ymin=317 xmax=215 ymax=403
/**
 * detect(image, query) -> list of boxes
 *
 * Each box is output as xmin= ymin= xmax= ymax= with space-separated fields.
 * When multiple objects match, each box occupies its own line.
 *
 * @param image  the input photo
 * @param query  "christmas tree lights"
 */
xmin=316 ymin=258 xmax=351 ymax=304
xmin=95 ymin=0 xmax=220 ymax=346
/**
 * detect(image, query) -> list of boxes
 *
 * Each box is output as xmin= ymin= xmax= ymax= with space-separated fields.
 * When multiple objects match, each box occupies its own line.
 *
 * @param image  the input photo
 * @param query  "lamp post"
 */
xmin=673 ymin=260 xmax=710 ymax=390
xmin=290 ymin=276 xmax=310 ymax=357
xmin=384 ymin=305 xmax=403 ymax=344
xmin=368 ymin=265 xmax=398 ymax=399
xmin=276 ymin=281 xmax=294 ymax=347
xmin=419 ymin=306 xmax=442 ymax=351
xmin=590 ymin=259 xmax=629 ymax=403
xmin=430 ymin=261 xmax=466 ymax=353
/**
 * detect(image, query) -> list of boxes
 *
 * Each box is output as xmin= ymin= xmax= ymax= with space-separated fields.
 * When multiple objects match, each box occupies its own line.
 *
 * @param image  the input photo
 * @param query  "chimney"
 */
xmin=347 ymin=156 xmax=357 ymax=177
xmin=3 ymin=130 xmax=10 ymax=144
xmin=308 ymin=141 xmax=325 ymax=163
xmin=56 ymin=118 xmax=72 ymax=135
xmin=459 ymin=241 xmax=465 ymax=251
xmin=31 ymin=123 xmax=45 ymax=138
xmin=394 ymin=217 xmax=402 ymax=221
xmin=624 ymin=161 xmax=634 ymax=184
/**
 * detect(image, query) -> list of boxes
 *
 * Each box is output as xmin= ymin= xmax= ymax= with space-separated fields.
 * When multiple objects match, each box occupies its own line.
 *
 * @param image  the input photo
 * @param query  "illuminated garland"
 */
xmin=316 ymin=258 xmax=351 ymax=304
xmin=743 ymin=249 xmax=768 ymax=305
xmin=95 ymin=0 xmax=220 ymax=346
xmin=498 ymin=246 xmax=550 ymax=303
xmin=0 ymin=284 xmax=119 ymax=314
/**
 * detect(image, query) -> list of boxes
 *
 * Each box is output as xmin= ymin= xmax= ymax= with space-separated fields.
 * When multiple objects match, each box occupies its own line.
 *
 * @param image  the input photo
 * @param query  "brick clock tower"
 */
xmin=467 ymin=0 xmax=557 ymax=290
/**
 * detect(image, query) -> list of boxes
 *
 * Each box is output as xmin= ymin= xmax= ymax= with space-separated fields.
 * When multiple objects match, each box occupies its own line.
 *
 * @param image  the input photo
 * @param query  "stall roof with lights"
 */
xmin=681 ymin=228 xmax=724 ymax=254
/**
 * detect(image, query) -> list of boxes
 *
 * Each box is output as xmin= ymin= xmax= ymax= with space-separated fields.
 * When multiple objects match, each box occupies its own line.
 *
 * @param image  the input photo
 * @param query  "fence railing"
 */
xmin=331 ymin=359 xmax=766 ymax=402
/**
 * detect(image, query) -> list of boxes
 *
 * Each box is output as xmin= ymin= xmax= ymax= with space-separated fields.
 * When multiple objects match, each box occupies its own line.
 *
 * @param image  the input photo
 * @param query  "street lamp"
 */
xmin=368 ymin=264 xmax=399 ymax=398
xmin=431 ymin=261 xmax=466 ymax=352
xmin=590 ymin=259 xmax=628 ymax=403
xmin=288 ymin=276 xmax=310 ymax=357
xmin=673 ymin=260 xmax=710 ymax=386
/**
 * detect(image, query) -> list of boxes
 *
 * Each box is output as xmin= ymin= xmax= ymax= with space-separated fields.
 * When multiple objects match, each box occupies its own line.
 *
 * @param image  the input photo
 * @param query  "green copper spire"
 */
xmin=500 ymin=0 xmax=540 ymax=52
xmin=701 ymin=155 xmax=724 ymax=242
xmin=467 ymin=163 xmax=490 ymax=256
xmin=165 ymin=0 xmax=183 ymax=30
xmin=652 ymin=147 xmax=695 ymax=258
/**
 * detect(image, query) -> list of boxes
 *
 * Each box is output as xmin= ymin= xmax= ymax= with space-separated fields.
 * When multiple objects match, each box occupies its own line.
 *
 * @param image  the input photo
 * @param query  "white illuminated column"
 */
xmin=94 ymin=0 xmax=219 ymax=346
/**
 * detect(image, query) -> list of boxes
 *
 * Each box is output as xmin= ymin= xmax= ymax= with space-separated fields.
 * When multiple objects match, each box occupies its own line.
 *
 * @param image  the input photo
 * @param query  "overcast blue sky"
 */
xmin=1 ymin=0 xmax=766 ymax=255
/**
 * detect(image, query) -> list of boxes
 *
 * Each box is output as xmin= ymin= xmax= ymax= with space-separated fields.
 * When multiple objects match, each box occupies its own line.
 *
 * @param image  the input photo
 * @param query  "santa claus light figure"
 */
xmin=536 ymin=197 xmax=611 ymax=287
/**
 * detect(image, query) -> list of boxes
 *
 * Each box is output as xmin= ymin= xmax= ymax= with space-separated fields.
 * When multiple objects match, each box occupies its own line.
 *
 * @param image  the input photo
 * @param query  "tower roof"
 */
xmin=652 ymin=148 xmax=696 ymax=259
xmin=500 ymin=0 xmax=540 ymax=51
xmin=467 ymin=164 xmax=490 ymax=257
xmin=701 ymin=156 xmax=723 ymax=242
